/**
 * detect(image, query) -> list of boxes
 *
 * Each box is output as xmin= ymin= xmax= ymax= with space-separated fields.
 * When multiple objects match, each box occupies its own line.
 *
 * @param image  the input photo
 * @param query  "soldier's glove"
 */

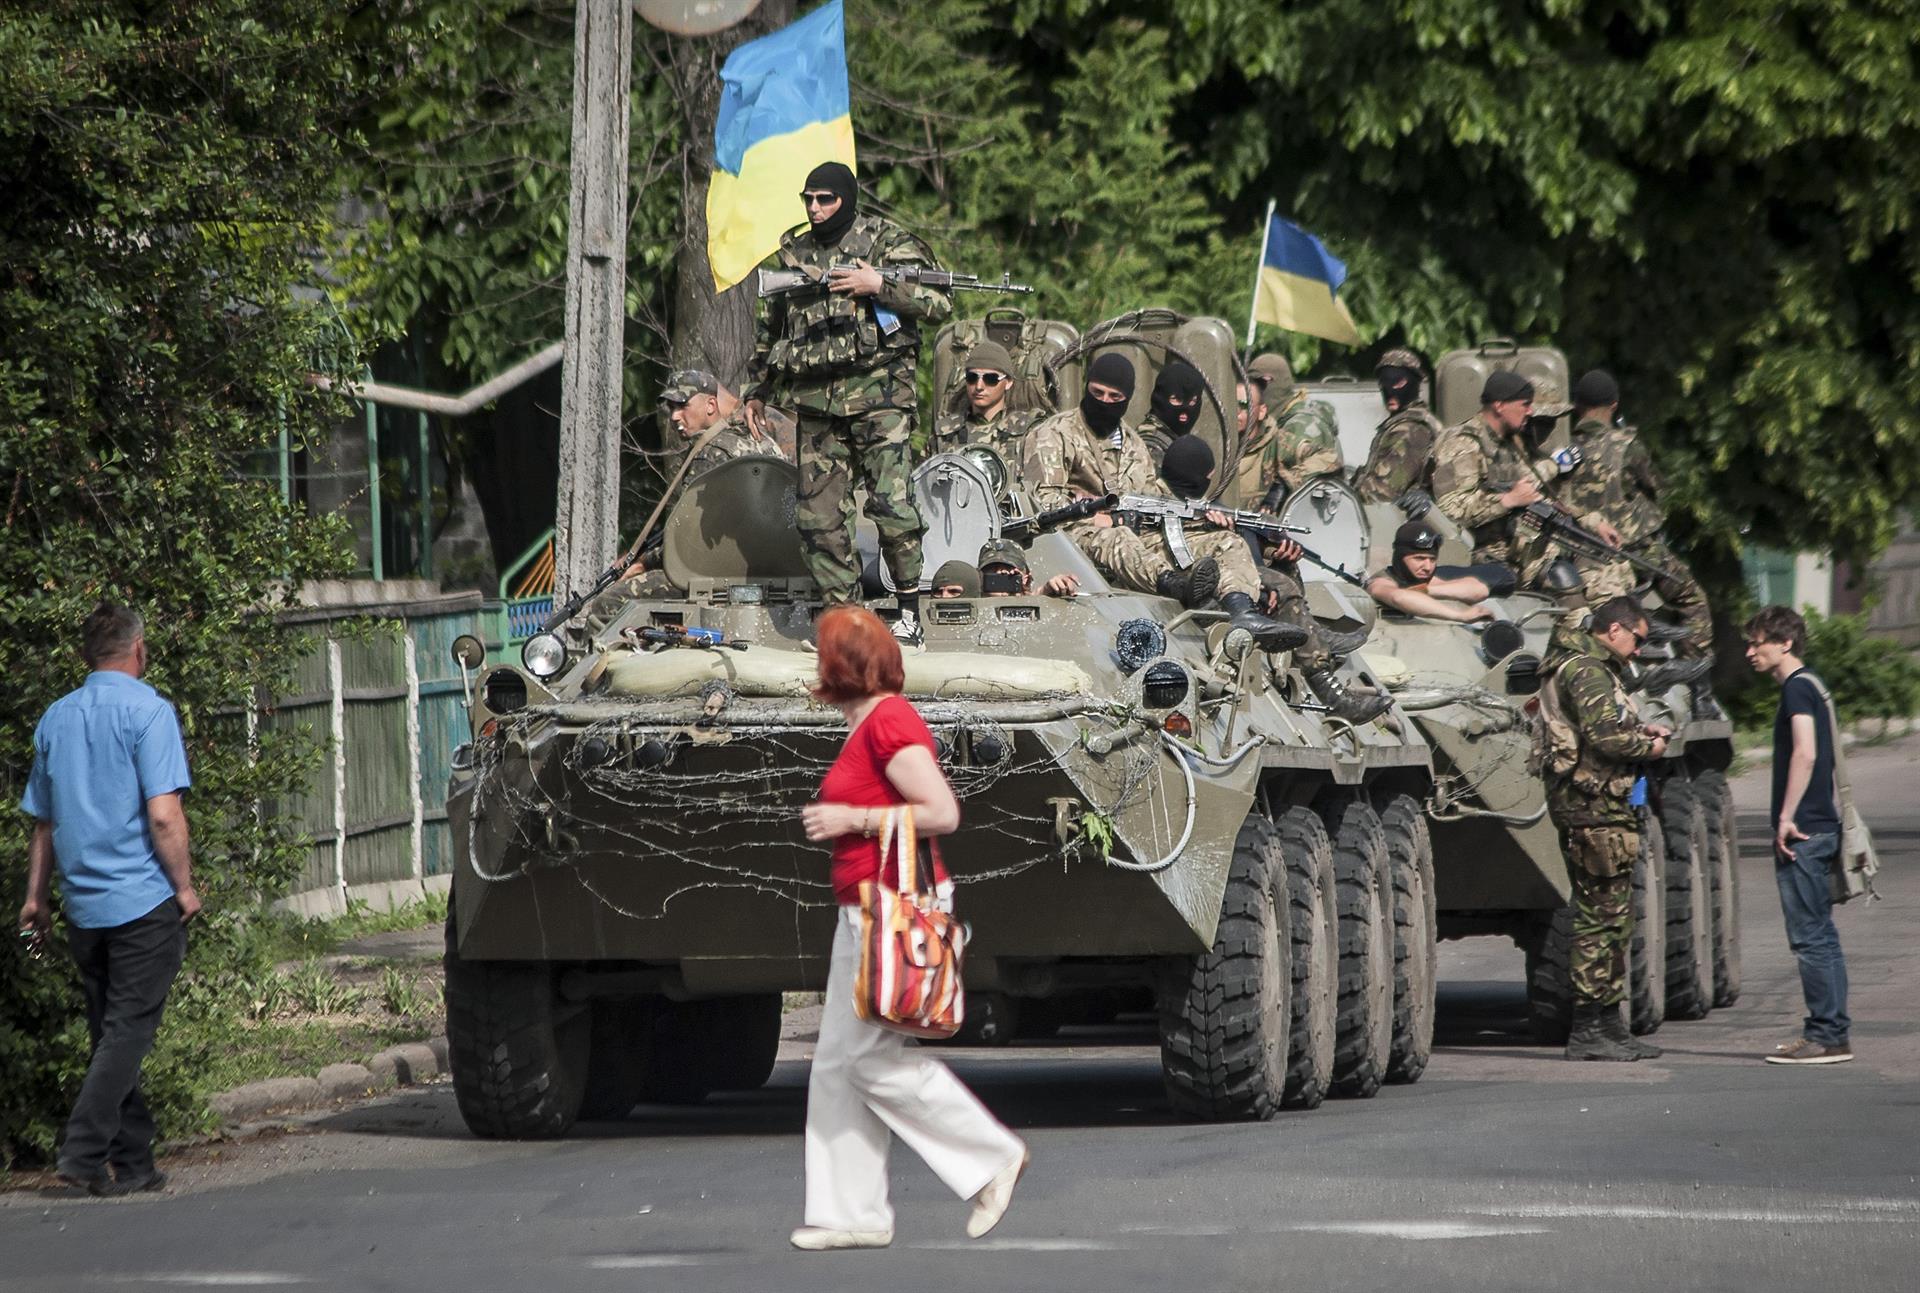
xmin=1395 ymin=489 xmax=1435 ymax=519
xmin=1551 ymin=445 xmax=1583 ymax=476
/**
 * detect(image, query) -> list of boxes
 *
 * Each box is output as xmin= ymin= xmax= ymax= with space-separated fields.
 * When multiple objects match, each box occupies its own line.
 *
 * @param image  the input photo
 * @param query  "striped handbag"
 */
xmin=853 ymin=806 xmax=966 ymax=1039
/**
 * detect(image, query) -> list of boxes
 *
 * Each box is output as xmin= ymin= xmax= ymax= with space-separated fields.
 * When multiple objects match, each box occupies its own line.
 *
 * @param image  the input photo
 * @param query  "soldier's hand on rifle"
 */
xmin=1267 ymin=538 xmax=1304 ymax=565
xmin=1649 ymin=734 xmax=1670 ymax=758
xmin=1088 ymin=509 xmax=1115 ymax=529
xmin=1499 ymin=477 xmax=1543 ymax=509
xmin=1593 ymin=518 xmax=1623 ymax=548
xmin=1551 ymin=445 xmax=1583 ymax=475
xmin=745 ymin=399 xmax=766 ymax=435
xmin=828 ymin=259 xmax=883 ymax=297
xmin=1204 ymin=509 xmax=1234 ymax=531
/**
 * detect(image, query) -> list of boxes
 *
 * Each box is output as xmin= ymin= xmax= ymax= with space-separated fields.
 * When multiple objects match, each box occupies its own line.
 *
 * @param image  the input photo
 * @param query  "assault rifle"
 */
xmin=1112 ymin=494 xmax=1369 ymax=589
xmin=1000 ymin=493 xmax=1120 ymax=539
xmin=754 ymin=266 xmax=1034 ymax=299
xmin=1512 ymin=499 xmax=1668 ymax=579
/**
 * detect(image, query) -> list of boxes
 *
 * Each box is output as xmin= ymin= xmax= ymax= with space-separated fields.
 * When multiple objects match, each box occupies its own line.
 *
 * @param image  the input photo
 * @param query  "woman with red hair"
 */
xmin=791 ymin=606 xmax=1029 ymax=1251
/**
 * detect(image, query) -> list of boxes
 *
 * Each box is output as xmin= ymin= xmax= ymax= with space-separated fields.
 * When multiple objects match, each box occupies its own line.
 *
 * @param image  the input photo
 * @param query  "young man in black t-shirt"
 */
xmin=1745 ymin=605 xmax=1852 ymax=1065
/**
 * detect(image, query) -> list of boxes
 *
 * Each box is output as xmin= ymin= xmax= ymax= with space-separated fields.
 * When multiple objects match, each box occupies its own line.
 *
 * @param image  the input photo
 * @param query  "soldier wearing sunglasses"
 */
xmin=932 ymin=340 xmax=1038 ymax=458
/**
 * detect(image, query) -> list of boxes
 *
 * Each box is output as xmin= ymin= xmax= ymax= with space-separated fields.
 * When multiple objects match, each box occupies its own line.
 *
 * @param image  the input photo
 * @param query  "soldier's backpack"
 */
xmin=1526 ymin=659 xmax=1581 ymax=781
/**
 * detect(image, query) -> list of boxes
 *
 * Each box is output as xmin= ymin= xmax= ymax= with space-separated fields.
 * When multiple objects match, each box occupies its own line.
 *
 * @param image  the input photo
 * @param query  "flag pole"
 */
xmin=1243 ymin=198 xmax=1276 ymax=360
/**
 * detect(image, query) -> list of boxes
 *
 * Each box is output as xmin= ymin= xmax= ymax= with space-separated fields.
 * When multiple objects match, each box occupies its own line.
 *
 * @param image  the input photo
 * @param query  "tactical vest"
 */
xmin=763 ymin=215 xmax=922 ymax=380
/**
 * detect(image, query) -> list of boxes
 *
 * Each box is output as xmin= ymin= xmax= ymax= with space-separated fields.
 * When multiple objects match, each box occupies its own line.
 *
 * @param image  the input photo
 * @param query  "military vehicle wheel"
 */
xmin=933 ymin=992 xmax=1021 ymax=1047
xmin=1523 ymin=905 xmax=1573 ymax=1045
xmin=579 ymin=997 xmax=649 ymax=1119
xmin=444 ymin=918 xmax=589 ymax=1139
xmin=1158 ymin=812 xmax=1292 ymax=1121
xmin=1658 ymin=773 xmax=1715 ymax=1020
xmin=1324 ymin=797 xmax=1393 ymax=1099
xmin=1629 ymin=811 xmax=1668 ymax=1036
xmin=1276 ymin=806 xmax=1337 ymax=1110
xmin=635 ymin=995 xmax=783 ymax=1103
xmin=1378 ymin=794 xmax=1436 ymax=1085
xmin=1015 ymin=997 xmax=1069 ymax=1040
xmin=1697 ymin=769 xmax=1743 ymax=1007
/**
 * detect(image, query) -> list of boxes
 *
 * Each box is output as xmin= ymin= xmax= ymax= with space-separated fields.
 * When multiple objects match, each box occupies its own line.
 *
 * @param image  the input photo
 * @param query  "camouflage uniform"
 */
xmin=744 ymin=213 xmax=951 ymax=603
xmin=1430 ymin=416 xmax=1562 ymax=565
xmin=933 ymin=405 xmax=1041 ymax=460
xmin=1022 ymin=408 xmax=1262 ymax=601
xmin=1138 ymin=413 xmax=1183 ymax=466
xmin=1356 ymin=402 xmax=1446 ymax=504
xmin=685 ymin=410 xmax=786 ymax=478
xmin=1236 ymin=392 xmax=1343 ymax=504
xmin=1551 ymin=417 xmax=1712 ymax=652
xmin=1542 ymin=615 xmax=1661 ymax=1007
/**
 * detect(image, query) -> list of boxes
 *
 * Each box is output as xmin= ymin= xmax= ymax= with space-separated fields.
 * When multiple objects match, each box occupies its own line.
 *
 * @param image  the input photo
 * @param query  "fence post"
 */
xmin=405 ymin=630 xmax=424 ymax=886
xmin=329 ymin=636 xmax=348 ymax=907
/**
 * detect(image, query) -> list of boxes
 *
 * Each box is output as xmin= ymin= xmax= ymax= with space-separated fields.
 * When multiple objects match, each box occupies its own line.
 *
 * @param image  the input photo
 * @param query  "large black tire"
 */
xmin=1697 ymin=768 xmax=1744 ymax=1007
xmin=444 ymin=917 xmax=590 ymax=1139
xmin=1629 ymin=810 xmax=1668 ymax=1036
xmin=1378 ymin=794 xmax=1437 ymax=1085
xmin=1276 ymin=806 xmax=1337 ymax=1110
xmin=637 ymin=994 xmax=783 ymax=1104
xmin=579 ymin=997 xmax=650 ymax=1120
xmin=1158 ymin=812 xmax=1292 ymax=1121
xmin=1658 ymin=772 xmax=1715 ymax=1020
xmin=1324 ymin=798 xmax=1393 ymax=1099
xmin=1524 ymin=902 xmax=1574 ymax=1045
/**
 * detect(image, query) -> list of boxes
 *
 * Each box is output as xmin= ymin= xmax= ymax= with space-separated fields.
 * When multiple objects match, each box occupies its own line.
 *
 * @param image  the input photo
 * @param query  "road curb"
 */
xmin=209 ymin=1034 xmax=449 ymax=1129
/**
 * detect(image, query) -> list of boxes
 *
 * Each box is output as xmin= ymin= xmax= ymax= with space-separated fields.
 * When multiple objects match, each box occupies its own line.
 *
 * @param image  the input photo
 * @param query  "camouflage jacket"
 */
xmin=1022 ymin=408 xmax=1156 ymax=529
xmin=933 ymin=405 xmax=1041 ymax=459
xmin=1552 ymin=416 xmax=1665 ymax=549
xmin=1543 ymin=616 xmax=1660 ymax=829
xmin=1356 ymin=402 xmax=1445 ymax=504
xmin=686 ymin=410 xmax=785 ymax=479
xmin=1263 ymin=394 xmax=1344 ymax=496
xmin=1431 ymin=415 xmax=1560 ymax=564
xmin=1138 ymin=413 xmax=1183 ymax=465
xmin=744 ymin=213 xmax=951 ymax=416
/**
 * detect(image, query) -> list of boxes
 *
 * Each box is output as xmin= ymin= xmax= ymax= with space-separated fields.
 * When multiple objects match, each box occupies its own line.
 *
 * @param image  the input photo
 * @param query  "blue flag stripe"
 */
xmin=713 ymin=1 xmax=849 ymax=176
xmin=1262 ymin=214 xmax=1348 ymax=296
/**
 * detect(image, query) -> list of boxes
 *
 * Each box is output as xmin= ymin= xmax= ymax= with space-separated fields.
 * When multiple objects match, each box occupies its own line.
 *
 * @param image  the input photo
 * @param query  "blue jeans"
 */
xmin=1775 ymin=832 xmax=1850 ymax=1046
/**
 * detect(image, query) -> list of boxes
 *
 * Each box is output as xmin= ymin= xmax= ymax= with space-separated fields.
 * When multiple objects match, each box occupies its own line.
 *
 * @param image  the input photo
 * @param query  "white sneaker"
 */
xmin=966 ymin=1148 xmax=1030 ymax=1239
xmin=789 ymin=1226 xmax=893 ymax=1251
xmin=890 ymin=612 xmax=923 ymax=647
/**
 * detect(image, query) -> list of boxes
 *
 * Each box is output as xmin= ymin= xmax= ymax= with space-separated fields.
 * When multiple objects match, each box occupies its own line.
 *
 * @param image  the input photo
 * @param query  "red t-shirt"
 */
xmin=818 ymin=694 xmax=951 ymax=904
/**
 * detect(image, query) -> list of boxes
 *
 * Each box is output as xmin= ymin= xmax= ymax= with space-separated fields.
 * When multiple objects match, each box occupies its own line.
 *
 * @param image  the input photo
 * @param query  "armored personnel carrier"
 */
xmin=442 ymin=314 xmax=1440 ymax=1136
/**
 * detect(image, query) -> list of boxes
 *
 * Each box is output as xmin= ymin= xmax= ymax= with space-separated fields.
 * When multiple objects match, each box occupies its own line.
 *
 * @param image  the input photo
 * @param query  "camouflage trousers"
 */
xmin=1578 ymin=539 xmax=1712 ymax=655
xmin=1259 ymin=564 xmax=1331 ymax=671
xmin=1564 ymin=825 xmax=1638 ymax=1007
xmin=1075 ymin=523 xmax=1261 ymax=602
xmin=796 ymin=407 xmax=924 ymax=605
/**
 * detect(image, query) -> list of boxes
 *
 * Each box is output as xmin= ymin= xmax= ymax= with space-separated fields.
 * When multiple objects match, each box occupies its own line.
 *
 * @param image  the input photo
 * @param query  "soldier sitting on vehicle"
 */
xmin=1021 ymin=353 xmax=1301 ymax=650
xmin=1432 ymin=371 xmax=1605 ymax=567
xmin=1138 ymin=360 xmax=1205 ymax=464
xmin=1357 ymin=348 xmax=1445 ymax=504
xmin=1367 ymin=520 xmax=1510 ymax=623
xmin=930 ymin=340 xmax=1039 ymax=459
xmin=1242 ymin=352 xmax=1343 ymax=508
xmin=664 ymin=368 xmax=789 ymax=474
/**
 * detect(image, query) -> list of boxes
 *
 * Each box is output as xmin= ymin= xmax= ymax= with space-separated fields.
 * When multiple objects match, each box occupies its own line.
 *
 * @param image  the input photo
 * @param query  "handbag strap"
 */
xmin=1798 ymin=672 xmax=1855 ymax=816
xmin=876 ymin=805 xmax=925 ymax=898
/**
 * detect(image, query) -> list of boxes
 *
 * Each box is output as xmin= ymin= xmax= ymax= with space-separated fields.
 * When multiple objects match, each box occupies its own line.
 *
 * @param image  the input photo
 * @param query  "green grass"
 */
xmin=197 ymin=1019 xmax=429 ymax=1095
xmin=254 ymin=889 xmax=450 ymax=964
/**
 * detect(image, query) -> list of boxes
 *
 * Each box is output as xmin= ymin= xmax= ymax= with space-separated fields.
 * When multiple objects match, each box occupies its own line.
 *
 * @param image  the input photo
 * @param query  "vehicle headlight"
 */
xmin=1142 ymin=661 xmax=1191 ymax=710
xmin=962 ymin=445 xmax=1010 ymax=498
xmin=521 ymin=632 xmax=568 ymax=679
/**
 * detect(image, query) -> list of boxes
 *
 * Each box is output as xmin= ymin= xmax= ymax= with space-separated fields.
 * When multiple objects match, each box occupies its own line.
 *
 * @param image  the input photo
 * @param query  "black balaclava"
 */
xmin=1160 ymin=431 xmax=1215 ymax=500
xmin=1149 ymin=360 xmax=1205 ymax=434
xmin=803 ymin=161 xmax=858 ymax=245
xmin=1081 ymin=352 xmax=1136 ymax=437
xmin=1377 ymin=366 xmax=1421 ymax=412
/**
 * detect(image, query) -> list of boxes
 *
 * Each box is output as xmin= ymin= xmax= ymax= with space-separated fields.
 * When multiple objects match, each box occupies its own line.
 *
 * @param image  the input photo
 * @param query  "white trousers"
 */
xmin=804 ymin=907 xmax=1025 ymax=1232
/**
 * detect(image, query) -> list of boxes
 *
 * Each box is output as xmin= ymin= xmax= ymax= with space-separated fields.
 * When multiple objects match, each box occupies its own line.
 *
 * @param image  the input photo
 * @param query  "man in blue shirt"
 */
xmin=1745 ymin=604 xmax=1851 ymax=1065
xmin=18 ymin=603 xmax=199 ymax=1194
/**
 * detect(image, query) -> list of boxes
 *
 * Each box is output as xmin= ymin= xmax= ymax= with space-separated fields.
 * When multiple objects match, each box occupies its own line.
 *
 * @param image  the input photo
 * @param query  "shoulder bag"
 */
xmin=1800 ymin=674 xmax=1880 ymax=904
xmin=853 ymin=806 xmax=967 ymax=1038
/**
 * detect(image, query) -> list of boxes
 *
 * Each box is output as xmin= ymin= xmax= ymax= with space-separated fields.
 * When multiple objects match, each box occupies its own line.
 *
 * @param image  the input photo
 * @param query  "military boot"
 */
xmin=1220 ymin=592 xmax=1309 ymax=653
xmin=1303 ymin=663 xmax=1393 ymax=724
xmin=1155 ymin=557 xmax=1220 ymax=610
xmin=1600 ymin=1006 xmax=1663 ymax=1059
xmin=1314 ymin=623 xmax=1371 ymax=658
xmin=1630 ymin=657 xmax=1713 ymax=695
xmin=1565 ymin=1003 xmax=1639 ymax=1061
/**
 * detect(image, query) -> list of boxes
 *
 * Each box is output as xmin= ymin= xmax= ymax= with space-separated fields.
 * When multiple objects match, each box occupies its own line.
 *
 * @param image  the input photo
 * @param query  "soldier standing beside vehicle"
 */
xmin=1431 ymin=371 xmax=1603 ymax=567
xmin=1356 ymin=348 xmax=1445 ymax=504
xmin=1244 ymin=353 xmax=1342 ymax=508
xmin=930 ymin=340 xmax=1036 ymax=459
xmin=1540 ymin=596 xmax=1671 ymax=1062
xmin=743 ymin=161 xmax=951 ymax=640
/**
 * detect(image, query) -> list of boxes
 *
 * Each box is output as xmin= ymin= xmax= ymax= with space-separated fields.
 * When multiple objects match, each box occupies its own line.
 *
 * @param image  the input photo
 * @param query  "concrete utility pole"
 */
xmin=553 ymin=0 xmax=633 ymax=601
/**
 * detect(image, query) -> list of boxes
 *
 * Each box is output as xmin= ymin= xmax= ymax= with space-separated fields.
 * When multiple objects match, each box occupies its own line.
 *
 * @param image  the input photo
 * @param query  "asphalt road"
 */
xmin=6 ymin=736 xmax=1919 ymax=1292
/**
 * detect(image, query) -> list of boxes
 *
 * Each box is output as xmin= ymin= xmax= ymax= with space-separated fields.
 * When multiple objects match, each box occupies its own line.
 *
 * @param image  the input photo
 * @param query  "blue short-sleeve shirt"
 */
xmin=19 ymin=671 xmax=191 ymax=928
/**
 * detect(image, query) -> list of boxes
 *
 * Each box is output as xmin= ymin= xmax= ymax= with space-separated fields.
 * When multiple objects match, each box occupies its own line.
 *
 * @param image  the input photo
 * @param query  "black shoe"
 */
xmin=92 ymin=1169 xmax=168 ymax=1198
xmin=1565 ymin=1003 xmax=1639 ymax=1061
xmin=55 ymin=1164 xmax=107 ymax=1194
xmin=1643 ymin=620 xmax=1692 ymax=644
xmin=1155 ymin=557 xmax=1220 ymax=609
xmin=1221 ymin=592 xmax=1310 ymax=653
xmin=1315 ymin=624 xmax=1371 ymax=658
xmin=1630 ymin=657 xmax=1712 ymax=695
xmin=1302 ymin=663 xmax=1392 ymax=724
xmin=1600 ymin=1007 xmax=1662 ymax=1059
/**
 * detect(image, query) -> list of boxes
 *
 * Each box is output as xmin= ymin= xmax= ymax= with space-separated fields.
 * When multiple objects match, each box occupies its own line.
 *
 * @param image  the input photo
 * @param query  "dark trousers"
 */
xmin=58 ymin=897 xmax=186 ymax=1179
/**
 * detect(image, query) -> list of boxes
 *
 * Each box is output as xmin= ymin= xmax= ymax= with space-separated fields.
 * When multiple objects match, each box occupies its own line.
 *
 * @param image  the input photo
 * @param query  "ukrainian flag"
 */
xmin=706 ymin=0 xmax=857 ymax=293
xmin=1252 ymin=212 xmax=1362 ymax=347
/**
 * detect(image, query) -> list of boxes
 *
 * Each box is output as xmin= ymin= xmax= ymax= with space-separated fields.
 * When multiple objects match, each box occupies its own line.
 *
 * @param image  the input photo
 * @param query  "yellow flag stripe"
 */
xmin=706 ymin=117 xmax=858 ymax=293
xmin=1254 ymin=264 xmax=1361 ymax=346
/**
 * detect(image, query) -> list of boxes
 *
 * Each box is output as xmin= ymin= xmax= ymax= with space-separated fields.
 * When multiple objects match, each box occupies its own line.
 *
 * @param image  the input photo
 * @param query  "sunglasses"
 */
xmin=964 ymin=370 xmax=1007 ymax=387
xmin=799 ymin=191 xmax=840 ymax=207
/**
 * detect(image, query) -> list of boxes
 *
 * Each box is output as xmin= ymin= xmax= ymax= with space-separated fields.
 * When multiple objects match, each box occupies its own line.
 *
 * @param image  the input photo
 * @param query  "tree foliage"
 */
xmin=0 ymin=2 xmax=376 ymax=1164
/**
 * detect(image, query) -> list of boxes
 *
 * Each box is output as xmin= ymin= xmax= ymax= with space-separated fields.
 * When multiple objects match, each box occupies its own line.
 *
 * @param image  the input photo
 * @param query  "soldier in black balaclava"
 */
xmin=1159 ymin=431 xmax=1214 ymax=501
xmin=1139 ymin=360 xmax=1205 ymax=462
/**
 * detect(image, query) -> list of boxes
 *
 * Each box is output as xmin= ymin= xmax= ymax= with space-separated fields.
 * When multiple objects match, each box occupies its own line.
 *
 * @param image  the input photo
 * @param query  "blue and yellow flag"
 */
xmin=1252 ymin=212 xmax=1362 ymax=347
xmin=706 ymin=1 xmax=857 ymax=292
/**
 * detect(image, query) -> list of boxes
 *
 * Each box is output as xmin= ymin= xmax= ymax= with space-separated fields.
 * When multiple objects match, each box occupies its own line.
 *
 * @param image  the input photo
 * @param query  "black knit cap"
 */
xmin=1572 ymin=369 xmax=1620 ymax=409
xmin=1480 ymin=369 xmax=1534 ymax=405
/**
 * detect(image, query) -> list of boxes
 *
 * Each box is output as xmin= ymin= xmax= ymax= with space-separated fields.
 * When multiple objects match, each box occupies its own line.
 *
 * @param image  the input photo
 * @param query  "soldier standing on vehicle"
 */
xmin=931 ymin=340 xmax=1036 ymax=459
xmin=1138 ymin=360 xmax=1205 ymax=464
xmin=1244 ymin=353 xmax=1342 ymax=507
xmin=1431 ymin=371 xmax=1603 ymax=566
xmin=1541 ymin=596 xmax=1671 ymax=1062
xmin=1021 ymin=354 xmax=1301 ymax=650
xmin=1554 ymin=370 xmax=1713 ymax=656
xmin=743 ymin=161 xmax=951 ymax=640
xmin=1356 ymin=348 xmax=1445 ymax=504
